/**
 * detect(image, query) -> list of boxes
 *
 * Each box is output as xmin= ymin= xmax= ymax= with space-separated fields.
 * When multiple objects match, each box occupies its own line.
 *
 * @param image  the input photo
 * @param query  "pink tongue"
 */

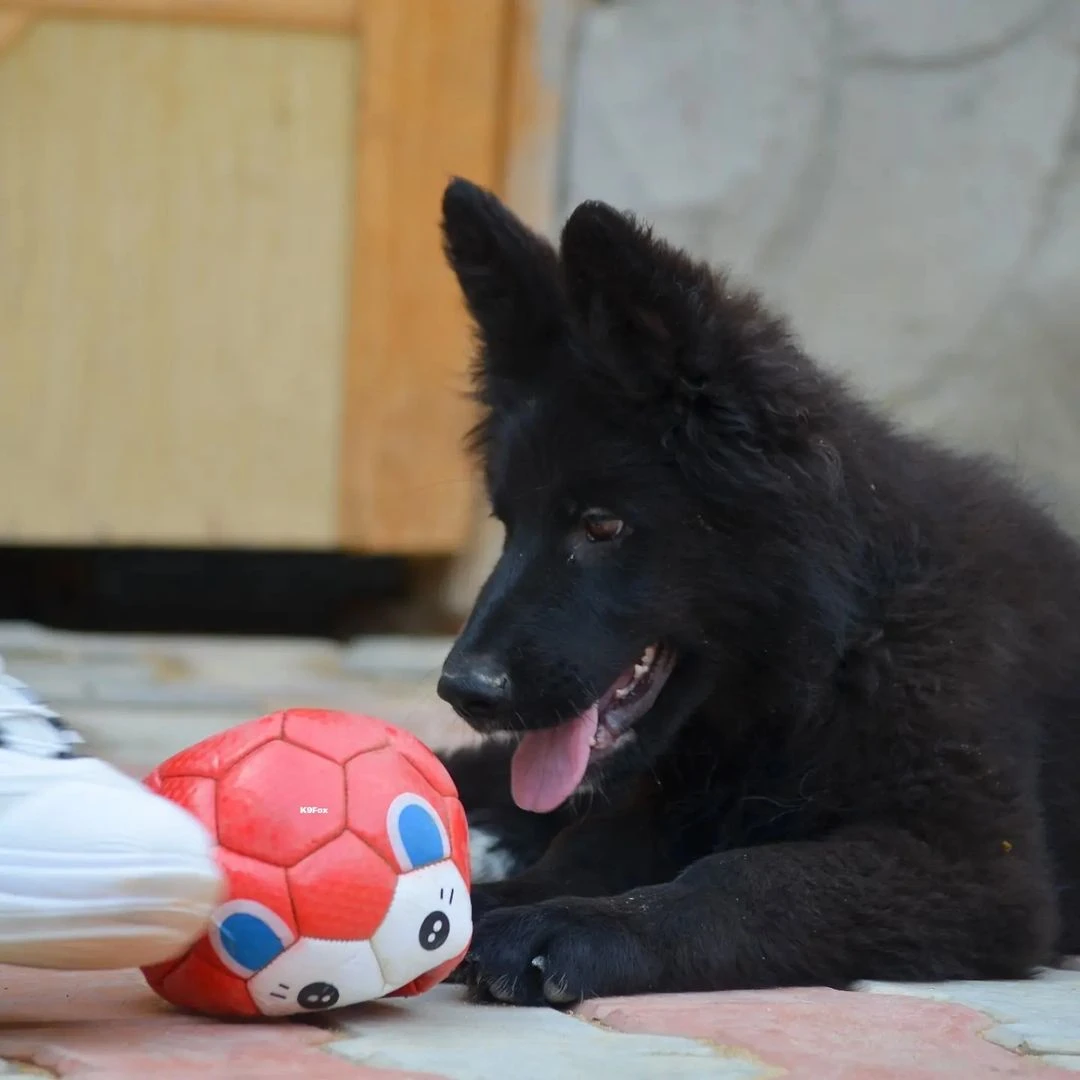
xmin=511 ymin=706 xmax=599 ymax=813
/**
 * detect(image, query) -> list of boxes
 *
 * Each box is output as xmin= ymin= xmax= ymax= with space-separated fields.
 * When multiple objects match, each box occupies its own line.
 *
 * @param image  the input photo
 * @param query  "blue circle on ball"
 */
xmin=219 ymin=911 xmax=286 ymax=973
xmin=398 ymin=802 xmax=445 ymax=868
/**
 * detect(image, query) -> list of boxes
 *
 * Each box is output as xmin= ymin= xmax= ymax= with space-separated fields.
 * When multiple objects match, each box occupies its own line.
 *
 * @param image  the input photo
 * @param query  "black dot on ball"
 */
xmin=297 ymin=981 xmax=340 ymax=1010
xmin=419 ymin=910 xmax=450 ymax=951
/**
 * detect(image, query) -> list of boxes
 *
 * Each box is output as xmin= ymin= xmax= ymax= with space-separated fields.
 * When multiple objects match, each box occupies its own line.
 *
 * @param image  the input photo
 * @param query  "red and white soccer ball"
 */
xmin=141 ymin=709 xmax=472 ymax=1018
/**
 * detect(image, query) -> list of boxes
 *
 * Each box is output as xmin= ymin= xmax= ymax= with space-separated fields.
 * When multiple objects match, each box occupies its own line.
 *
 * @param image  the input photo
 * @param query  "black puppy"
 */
xmin=435 ymin=177 xmax=1080 ymax=1008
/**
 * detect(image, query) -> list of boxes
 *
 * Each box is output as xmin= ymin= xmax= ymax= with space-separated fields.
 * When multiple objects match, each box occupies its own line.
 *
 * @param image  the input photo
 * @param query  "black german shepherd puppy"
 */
xmin=435 ymin=177 xmax=1080 ymax=1008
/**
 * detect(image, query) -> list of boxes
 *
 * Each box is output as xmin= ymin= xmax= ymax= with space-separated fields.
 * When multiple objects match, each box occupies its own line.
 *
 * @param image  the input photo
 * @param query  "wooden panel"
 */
xmin=0 ymin=18 xmax=357 ymax=546
xmin=340 ymin=0 xmax=512 ymax=554
xmin=2 ymin=0 xmax=357 ymax=33
xmin=443 ymin=0 xmax=578 ymax=612
xmin=0 ymin=11 xmax=33 ymax=53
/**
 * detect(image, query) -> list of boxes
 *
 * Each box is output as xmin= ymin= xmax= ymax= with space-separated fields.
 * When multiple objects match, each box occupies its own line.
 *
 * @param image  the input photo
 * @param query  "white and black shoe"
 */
xmin=0 ymin=662 xmax=223 ymax=970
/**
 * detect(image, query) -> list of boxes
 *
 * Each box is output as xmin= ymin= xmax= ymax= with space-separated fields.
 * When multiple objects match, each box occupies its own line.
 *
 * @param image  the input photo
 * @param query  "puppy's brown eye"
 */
xmin=582 ymin=511 xmax=625 ymax=543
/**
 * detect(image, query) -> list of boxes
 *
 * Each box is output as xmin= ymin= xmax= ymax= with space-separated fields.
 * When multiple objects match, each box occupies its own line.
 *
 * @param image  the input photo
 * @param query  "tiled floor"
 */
xmin=1 ymin=625 xmax=1078 ymax=1078
xmin=3 ymin=966 xmax=1078 ymax=1079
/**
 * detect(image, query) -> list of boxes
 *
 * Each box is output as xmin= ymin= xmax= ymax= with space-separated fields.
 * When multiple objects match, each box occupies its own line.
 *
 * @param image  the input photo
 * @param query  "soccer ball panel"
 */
xmin=215 ymin=848 xmax=298 ymax=938
xmin=155 ymin=711 xmax=285 ymax=779
xmin=218 ymin=740 xmax=345 ymax=866
xmin=287 ymin=831 xmax=397 ymax=940
xmin=386 ymin=725 xmax=457 ymax=798
xmin=385 ymin=952 xmax=464 ymax=998
xmin=281 ymin=708 xmax=389 ymax=764
xmin=209 ymin=898 xmax=296 ymax=978
xmin=346 ymin=749 xmax=447 ymax=868
xmin=248 ymin=936 xmax=387 ymax=1016
xmin=386 ymin=792 xmax=451 ymax=872
xmin=157 ymin=943 xmax=259 ymax=1017
xmin=444 ymin=795 xmax=471 ymax=890
xmin=370 ymin=859 xmax=471 ymax=993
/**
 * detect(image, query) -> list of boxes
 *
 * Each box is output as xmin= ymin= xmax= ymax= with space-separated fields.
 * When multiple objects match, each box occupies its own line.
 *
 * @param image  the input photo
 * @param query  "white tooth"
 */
xmin=615 ymin=686 xmax=631 ymax=699
xmin=642 ymin=645 xmax=656 ymax=666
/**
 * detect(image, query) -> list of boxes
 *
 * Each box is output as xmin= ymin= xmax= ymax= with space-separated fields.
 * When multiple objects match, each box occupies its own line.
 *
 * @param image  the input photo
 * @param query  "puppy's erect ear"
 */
xmin=441 ymin=178 xmax=564 ymax=381
xmin=559 ymin=200 xmax=718 ymax=398
xmin=560 ymin=200 xmax=814 ymax=459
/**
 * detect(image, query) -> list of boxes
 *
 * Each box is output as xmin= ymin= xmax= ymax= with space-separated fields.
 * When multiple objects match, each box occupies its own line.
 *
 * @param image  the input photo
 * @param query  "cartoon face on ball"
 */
xmin=207 ymin=793 xmax=471 ymax=1016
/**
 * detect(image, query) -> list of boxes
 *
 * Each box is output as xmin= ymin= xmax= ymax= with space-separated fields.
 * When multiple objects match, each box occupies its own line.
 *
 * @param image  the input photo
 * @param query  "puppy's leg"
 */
xmin=439 ymin=740 xmax=573 ymax=884
xmin=464 ymin=823 xmax=1056 ymax=1006
xmin=469 ymin=793 xmax=675 ymax=915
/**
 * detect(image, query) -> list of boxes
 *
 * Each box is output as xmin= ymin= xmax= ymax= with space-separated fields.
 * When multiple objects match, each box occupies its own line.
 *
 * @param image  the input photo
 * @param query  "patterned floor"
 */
xmin=0 ymin=625 xmax=1077 ymax=1078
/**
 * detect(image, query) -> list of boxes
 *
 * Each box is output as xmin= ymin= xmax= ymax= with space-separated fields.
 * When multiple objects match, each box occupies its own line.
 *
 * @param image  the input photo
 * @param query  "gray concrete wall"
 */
xmin=562 ymin=0 xmax=1080 ymax=533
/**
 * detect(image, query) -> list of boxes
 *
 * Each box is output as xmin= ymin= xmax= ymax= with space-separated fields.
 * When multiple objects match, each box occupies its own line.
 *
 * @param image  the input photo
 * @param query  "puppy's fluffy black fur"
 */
xmin=435 ymin=177 xmax=1080 ymax=1007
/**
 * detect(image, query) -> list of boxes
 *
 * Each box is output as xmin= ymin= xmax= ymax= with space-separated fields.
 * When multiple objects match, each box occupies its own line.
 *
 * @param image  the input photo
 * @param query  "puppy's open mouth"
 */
xmin=510 ymin=644 xmax=676 ymax=813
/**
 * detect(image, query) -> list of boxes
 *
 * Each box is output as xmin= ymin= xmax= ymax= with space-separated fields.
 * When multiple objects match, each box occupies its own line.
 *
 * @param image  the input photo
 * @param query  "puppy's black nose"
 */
xmin=437 ymin=657 xmax=513 ymax=724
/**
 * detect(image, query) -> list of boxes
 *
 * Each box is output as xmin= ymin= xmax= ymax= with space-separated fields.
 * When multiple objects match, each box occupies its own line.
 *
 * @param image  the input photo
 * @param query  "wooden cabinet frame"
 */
xmin=0 ymin=0 xmax=564 ymax=557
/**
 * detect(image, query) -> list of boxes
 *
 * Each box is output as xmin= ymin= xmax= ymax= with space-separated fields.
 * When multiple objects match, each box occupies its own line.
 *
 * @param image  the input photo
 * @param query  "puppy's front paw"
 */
xmin=444 ymin=881 xmax=532 ymax=986
xmin=464 ymin=898 xmax=655 ymax=1007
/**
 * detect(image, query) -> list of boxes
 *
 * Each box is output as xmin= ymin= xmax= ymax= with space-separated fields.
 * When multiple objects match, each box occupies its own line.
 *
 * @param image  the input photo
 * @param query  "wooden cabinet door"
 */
xmin=0 ymin=0 xmax=510 ymax=554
